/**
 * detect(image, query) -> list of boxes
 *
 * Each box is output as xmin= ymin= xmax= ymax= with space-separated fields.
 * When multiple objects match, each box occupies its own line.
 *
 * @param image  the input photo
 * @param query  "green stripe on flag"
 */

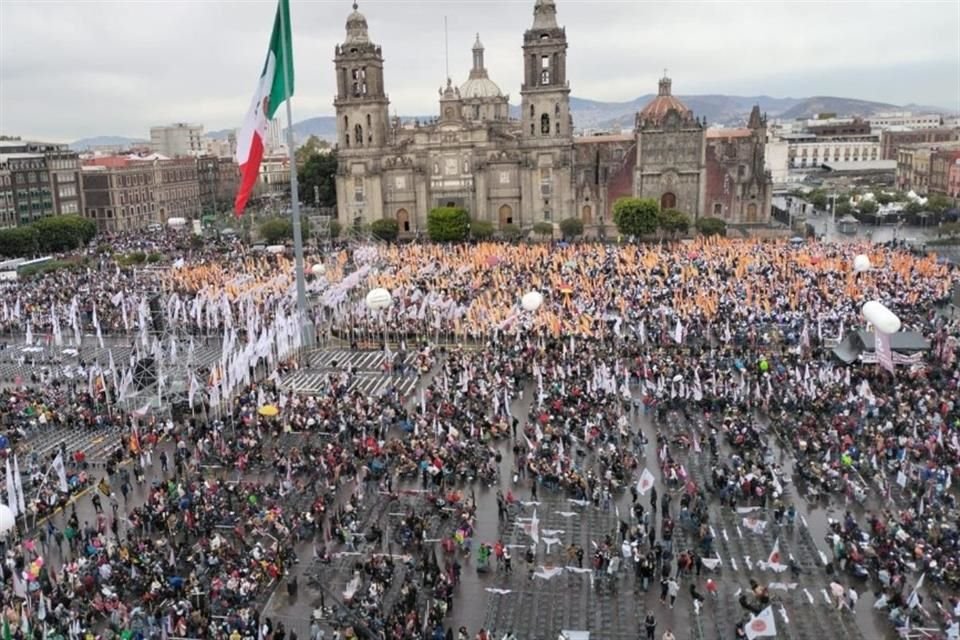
xmin=264 ymin=0 xmax=294 ymax=120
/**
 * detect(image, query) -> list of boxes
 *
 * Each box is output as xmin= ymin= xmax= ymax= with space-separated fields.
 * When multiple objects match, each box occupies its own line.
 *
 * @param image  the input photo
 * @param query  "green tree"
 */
xmin=857 ymin=199 xmax=879 ymax=215
xmin=876 ymin=192 xmax=895 ymax=205
xmin=470 ymin=220 xmax=495 ymax=240
xmin=298 ymin=151 xmax=337 ymax=208
xmin=500 ymin=223 xmax=522 ymax=241
xmin=532 ymin=221 xmax=554 ymax=238
xmin=904 ymin=201 xmax=923 ymax=216
xmin=427 ymin=207 xmax=470 ymax=242
xmin=329 ymin=219 xmax=342 ymax=239
xmin=258 ymin=217 xmax=311 ymax=244
xmin=808 ymin=190 xmax=828 ymax=210
xmin=559 ymin=217 xmax=584 ymax=239
xmin=927 ymin=194 xmax=951 ymax=215
xmin=695 ymin=216 xmax=727 ymax=237
xmin=836 ymin=200 xmax=853 ymax=216
xmin=370 ymin=217 xmax=399 ymax=242
xmin=31 ymin=215 xmax=97 ymax=253
xmin=295 ymin=135 xmax=330 ymax=166
xmin=613 ymin=197 xmax=659 ymax=237
xmin=0 ymin=226 xmax=38 ymax=257
xmin=657 ymin=208 xmax=691 ymax=236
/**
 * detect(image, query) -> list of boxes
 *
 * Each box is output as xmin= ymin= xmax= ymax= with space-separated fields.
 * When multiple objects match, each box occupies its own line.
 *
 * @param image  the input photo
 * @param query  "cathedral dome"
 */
xmin=460 ymin=77 xmax=503 ymax=99
xmin=460 ymin=33 xmax=503 ymax=98
xmin=639 ymin=75 xmax=691 ymax=126
xmin=345 ymin=2 xmax=370 ymax=44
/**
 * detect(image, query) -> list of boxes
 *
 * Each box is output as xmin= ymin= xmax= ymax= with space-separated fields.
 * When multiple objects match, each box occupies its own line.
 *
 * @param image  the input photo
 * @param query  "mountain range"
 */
xmin=73 ymin=94 xmax=952 ymax=150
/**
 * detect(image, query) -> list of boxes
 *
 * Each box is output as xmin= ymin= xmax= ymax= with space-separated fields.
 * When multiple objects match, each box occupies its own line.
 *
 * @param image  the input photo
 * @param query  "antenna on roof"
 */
xmin=444 ymin=16 xmax=450 ymax=81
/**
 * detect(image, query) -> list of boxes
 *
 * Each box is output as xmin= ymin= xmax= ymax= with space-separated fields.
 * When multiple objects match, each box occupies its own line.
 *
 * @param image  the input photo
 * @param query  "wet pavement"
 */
xmin=257 ymin=357 xmax=904 ymax=640
xmin=14 ymin=350 xmax=919 ymax=640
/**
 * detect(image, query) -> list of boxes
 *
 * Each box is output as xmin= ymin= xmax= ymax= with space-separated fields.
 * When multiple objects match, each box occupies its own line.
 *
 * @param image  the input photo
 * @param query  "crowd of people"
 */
xmin=0 ymin=232 xmax=958 ymax=640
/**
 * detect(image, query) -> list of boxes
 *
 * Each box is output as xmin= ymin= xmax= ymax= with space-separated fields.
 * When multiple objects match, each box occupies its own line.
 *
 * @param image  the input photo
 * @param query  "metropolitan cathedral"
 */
xmin=333 ymin=0 xmax=772 ymax=234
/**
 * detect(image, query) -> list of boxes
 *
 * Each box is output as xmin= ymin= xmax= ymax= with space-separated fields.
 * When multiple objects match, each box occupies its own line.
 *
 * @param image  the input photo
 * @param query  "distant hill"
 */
xmin=71 ymin=136 xmax=147 ymax=150
xmin=776 ymin=96 xmax=900 ymax=120
xmin=77 ymin=94 xmax=954 ymax=149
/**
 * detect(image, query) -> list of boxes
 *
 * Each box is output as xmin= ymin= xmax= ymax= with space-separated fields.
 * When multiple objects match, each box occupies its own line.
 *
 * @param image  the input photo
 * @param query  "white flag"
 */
xmin=907 ymin=573 xmax=924 ymax=609
xmin=5 ymin=457 xmax=18 ymax=517
xmin=745 ymin=606 xmax=777 ymax=640
xmin=51 ymin=453 xmax=69 ymax=493
xmin=13 ymin=455 xmax=25 ymax=516
xmin=674 ymin=318 xmax=683 ymax=344
xmin=636 ymin=468 xmax=655 ymax=495
xmin=763 ymin=537 xmax=788 ymax=573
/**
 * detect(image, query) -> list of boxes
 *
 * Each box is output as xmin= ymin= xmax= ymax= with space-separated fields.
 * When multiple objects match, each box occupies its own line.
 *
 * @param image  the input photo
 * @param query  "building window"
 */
xmin=395 ymin=175 xmax=406 ymax=190
xmin=499 ymin=171 xmax=510 ymax=185
xmin=540 ymin=55 xmax=550 ymax=84
xmin=353 ymin=176 xmax=364 ymax=202
xmin=660 ymin=192 xmax=676 ymax=209
xmin=714 ymin=203 xmax=722 ymax=216
xmin=541 ymin=114 xmax=550 ymax=135
xmin=354 ymin=124 xmax=363 ymax=147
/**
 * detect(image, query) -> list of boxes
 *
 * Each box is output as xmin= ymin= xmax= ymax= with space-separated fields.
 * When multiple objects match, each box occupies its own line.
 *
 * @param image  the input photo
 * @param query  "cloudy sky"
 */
xmin=1 ymin=0 xmax=958 ymax=142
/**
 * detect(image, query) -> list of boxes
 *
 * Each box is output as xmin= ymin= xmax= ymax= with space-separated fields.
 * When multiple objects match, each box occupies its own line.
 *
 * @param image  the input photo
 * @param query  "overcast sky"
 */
xmin=1 ymin=0 xmax=958 ymax=142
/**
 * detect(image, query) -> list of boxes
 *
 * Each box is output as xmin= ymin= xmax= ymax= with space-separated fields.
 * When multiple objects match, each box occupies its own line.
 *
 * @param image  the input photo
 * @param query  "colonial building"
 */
xmin=333 ymin=0 xmax=771 ymax=232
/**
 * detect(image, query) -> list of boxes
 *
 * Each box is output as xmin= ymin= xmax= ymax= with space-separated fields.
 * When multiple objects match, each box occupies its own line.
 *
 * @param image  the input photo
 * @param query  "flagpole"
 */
xmin=277 ymin=0 xmax=312 ymax=351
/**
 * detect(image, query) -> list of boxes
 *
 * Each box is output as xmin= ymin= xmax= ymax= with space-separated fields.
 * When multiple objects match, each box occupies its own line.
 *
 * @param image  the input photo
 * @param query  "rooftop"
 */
xmin=574 ymin=133 xmax=633 ymax=144
xmin=706 ymin=128 xmax=751 ymax=139
xmin=821 ymin=160 xmax=897 ymax=172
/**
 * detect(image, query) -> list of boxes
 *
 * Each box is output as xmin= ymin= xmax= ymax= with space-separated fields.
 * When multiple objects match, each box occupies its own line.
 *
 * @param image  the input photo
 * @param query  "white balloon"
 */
xmin=311 ymin=263 xmax=326 ymax=276
xmin=365 ymin=287 xmax=393 ymax=310
xmin=862 ymin=300 xmax=901 ymax=334
xmin=853 ymin=254 xmax=871 ymax=273
xmin=0 ymin=504 xmax=14 ymax=534
xmin=521 ymin=291 xmax=544 ymax=312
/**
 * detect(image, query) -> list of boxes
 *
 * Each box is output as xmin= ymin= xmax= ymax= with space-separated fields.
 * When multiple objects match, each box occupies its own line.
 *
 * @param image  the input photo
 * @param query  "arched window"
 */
xmin=747 ymin=203 xmax=758 ymax=222
xmin=541 ymin=113 xmax=550 ymax=135
xmin=344 ymin=116 xmax=350 ymax=147
xmin=354 ymin=124 xmax=363 ymax=147
xmin=366 ymin=114 xmax=371 ymax=128
xmin=660 ymin=192 xmax=677 ymax=210
xmin=529 ymin=104 xmax=535 ymax=118
xmin=581 ymin=205 xmax=592 ymax=225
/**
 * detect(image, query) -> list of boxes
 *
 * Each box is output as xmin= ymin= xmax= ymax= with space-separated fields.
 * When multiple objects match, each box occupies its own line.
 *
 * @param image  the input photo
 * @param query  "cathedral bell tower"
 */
xmin=520 ymin=0 xmax=571 ymax=141
xmin=333 ymin=3 xmax=390 ymax=151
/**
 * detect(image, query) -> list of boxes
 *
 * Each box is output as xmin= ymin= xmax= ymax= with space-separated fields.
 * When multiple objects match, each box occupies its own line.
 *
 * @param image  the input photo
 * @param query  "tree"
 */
xmin=808 ymin=190 xmax=828 ymax=210
xmin=295 ymin=135 xmax=330 ymax=166
xmin=613 ymin=197 xmax=659 ymax=237
xmin=427 ymin=207 xmax=470 ymax=242
xmin=532 ymin=221 xmax=554 ymax=238
xmin=836 ymin=200 xmax=853 ymax=216
xmin=559 ymin=217 xmax=584 ymax=239
xmin=857 ymin=199 xmax=879 ymax=215
xmin=370 ymin=217 xmax=399 ymax=242
xmin=904 ymin=201 xmax=923 ymax=216
xmin=258 ymin=217 xmax=311 ymax=244
xmin=876 ymin=192 xmax=895 ymax=205
xmin=329 ymin=219 xmax=342 ymax=239
xmin=0 ymin=226 xmax=38 ymax=257
xmin=470 ymin=220 xmax=495 ymax=240
xmin=696 ymin=216 xmax=727 ymax=237
xmin=927 ymin=194 xmax=951 ymax=215
xmin=32 ymin=215 xmax=97 ymax=253
xmin=500 ymin=223 xmax=523 ymax=241
xmin=298 ymin=151 xmax=337 ymax=208
xmin=658 ymin=208 xmax=691 ymax=236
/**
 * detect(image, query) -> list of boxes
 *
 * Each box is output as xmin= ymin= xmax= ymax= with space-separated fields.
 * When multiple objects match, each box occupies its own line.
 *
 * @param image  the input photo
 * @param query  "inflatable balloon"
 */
xmin=862 ymin=301 xmax=901 ymax=334
xmin=853 ymin=254 xmax=871 ymax=273
xmin=521 ymin=291 xmax=544 ymax=312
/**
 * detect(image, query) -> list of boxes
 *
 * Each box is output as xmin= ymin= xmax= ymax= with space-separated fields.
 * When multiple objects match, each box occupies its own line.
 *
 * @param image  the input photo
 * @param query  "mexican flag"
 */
xmin=234 ymin=0 xmax=294 ymax=216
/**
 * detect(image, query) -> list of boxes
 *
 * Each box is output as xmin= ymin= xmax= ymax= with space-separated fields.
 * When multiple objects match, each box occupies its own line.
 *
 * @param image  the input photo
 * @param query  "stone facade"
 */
xmin=333 ymin=0 xmax=771 ymax=232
